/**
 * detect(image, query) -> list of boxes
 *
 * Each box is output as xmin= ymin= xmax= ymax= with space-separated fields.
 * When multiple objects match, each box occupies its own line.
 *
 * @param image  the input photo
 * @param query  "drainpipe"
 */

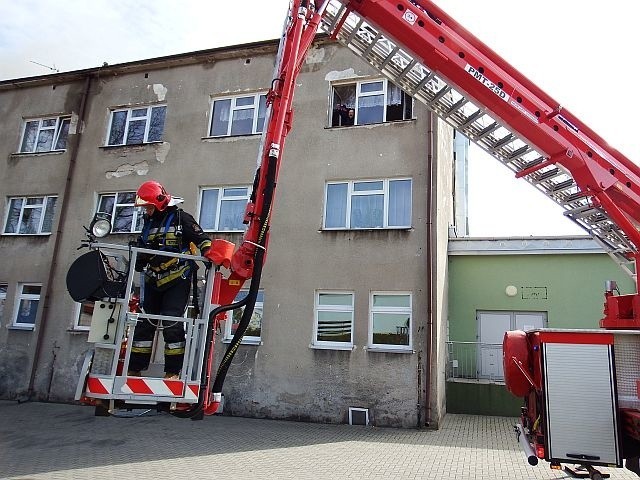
xmin=423 ymin=111 xmax=435 ymax=427
xmin=28 ymin=75 xmax=92 ymax=399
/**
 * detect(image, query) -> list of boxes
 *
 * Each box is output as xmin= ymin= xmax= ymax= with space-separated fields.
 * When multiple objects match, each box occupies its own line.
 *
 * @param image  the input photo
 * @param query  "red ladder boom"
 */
xmin=317 ymin=0 xmax=640 ymax=326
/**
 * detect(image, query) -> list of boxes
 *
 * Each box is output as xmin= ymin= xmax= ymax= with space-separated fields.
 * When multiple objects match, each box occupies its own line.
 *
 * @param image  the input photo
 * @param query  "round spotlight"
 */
xmin=91 ymin=218 xmax=112 ymax=238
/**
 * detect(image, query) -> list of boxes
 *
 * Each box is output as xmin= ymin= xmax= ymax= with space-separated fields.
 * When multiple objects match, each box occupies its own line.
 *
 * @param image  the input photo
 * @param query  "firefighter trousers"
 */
xmin=129 ymin=277 xmax=190 ymax=375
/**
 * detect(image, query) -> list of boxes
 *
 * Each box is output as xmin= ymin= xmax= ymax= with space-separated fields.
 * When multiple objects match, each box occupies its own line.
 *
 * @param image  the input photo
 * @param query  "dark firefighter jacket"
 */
xmin=137 ymin=206 xmax=211 ymax=289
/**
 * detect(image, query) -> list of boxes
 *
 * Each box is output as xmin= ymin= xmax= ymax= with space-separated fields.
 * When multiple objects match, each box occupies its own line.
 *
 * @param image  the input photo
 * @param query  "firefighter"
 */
xmin=128 ymin=180 xmax=218 ymax=379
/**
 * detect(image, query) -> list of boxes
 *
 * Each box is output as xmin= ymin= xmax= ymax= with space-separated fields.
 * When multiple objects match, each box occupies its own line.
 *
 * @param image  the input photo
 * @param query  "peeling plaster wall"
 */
xmin=0 ymin=40 xmax=453 ymax=428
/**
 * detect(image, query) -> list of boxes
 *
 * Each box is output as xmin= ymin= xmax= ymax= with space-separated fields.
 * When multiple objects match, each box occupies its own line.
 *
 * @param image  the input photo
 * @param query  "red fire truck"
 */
xmin=70 ymin=1 xmax=640 ymax=478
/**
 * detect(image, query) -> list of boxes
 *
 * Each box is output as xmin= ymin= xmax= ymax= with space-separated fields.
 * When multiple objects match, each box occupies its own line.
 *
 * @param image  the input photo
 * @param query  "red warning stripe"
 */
xmin=126 ymin=378 xmax=154 ymax=395
xmin=87 ymin=377 xmax=109 ymax=395
xmin=164 ymin=379 xmax=184 ymax=396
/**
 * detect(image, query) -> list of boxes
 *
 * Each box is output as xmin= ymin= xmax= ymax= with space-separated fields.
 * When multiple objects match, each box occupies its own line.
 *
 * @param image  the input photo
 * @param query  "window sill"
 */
xmin=10 ymin=150 xmax=66 ymax=158
xmin=320 ymin=227 xmax=413 ymax=232
xmin=365 ymin=346 xmax=414 ymax=354
xmin=1 ymin=232 xmax=52 ymax=237
xmin=201 ymin=134 xmax=261 ymax=142
xmin=8 ymin=324 xmax=35 ymax=331
xmin=309 ymin=343 xmax=355 ymax=351
xmin=67 ymin=328 xmax=90 ymax=334
xmin=222 ymin=338 xmax=262 ymax=346
xmin=325 ymin=119 xmax=416 ymax=130
xmin=99 ymin=141 xmax=164 ymax=150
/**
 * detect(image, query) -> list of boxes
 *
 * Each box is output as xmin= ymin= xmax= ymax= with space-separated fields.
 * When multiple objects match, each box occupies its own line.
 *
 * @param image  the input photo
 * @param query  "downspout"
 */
xmin=423 ymin=111 xmax=435 ymax=427
xmin=28 ymin=75 xmax=92 ymax=399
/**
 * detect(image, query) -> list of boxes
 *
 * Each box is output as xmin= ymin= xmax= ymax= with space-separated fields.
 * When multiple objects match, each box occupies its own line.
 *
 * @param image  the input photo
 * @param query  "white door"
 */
xmin=515 ymin=312 xmax=544 ymax=331
xmin=478 ymin=311 xmax=546 ymax=380
xmin=478 ymin=312 xmax=511 ymax=379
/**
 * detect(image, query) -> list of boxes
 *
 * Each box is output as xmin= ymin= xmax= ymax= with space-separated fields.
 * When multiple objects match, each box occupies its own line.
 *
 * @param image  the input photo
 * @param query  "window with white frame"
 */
xmin=313 ymin=292 xmax=354 ymax=348
xmin=97 ymin=192 xmax=144 ymax=233
xmin=224 ymin=289 xmax=264 ymax=344
xmin=13 ymin=283 xmax=42 ymax=328
xmin=199 ymin=186 xmax=250 ymax=232
xmin=369 ymin=292 xmax=412 ymax=350
xmin=0 ymin=283 xmax=7 ymax=324
xmin=74 ymin=301 xmax=94 ymax=330
xmin=3 ymin=195 xmax=57 ymax=235
xmin=19 ymin=116 xmax=71 ymax=153
xmin=106 ymin=105 xmax=166 ymax=146
xmin=331 ymin=79 xmax=412 ymax=127
xmin=209 ymin=93 xmax=267 ymax=137
xmin=324 ymin=179 xmax=411 ymax=229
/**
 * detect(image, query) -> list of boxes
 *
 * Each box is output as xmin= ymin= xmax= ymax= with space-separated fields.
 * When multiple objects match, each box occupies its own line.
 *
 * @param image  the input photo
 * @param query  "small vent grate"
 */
xmin=349 ymin=407 xmax=369 ymax=426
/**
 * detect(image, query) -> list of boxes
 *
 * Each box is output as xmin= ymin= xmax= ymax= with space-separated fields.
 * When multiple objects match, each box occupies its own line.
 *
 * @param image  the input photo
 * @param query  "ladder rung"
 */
xmin=443 ymin=98 xmax=468 ymax=119
xmin=508 ymin=145 xmax=531 ymax=160
xmin=550 ymin=179 xmax=576 ymax=192
xmin=489 ymin=134 xmax=515 ymax=152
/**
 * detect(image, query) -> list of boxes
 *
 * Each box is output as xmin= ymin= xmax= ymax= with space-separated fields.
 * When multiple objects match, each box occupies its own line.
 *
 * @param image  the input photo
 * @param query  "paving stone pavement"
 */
xmin=1 ymin=400 xmax=638 ymax=480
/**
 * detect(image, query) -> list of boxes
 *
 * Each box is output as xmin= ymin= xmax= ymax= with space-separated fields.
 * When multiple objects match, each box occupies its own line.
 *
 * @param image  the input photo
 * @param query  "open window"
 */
xmin=330 ymin=79 xmax=412 ymax=127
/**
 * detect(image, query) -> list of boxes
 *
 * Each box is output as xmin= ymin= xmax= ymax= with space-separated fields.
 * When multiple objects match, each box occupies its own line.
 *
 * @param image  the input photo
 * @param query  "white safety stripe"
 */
xmin=132 ymin=340 xmax=153 ymax=347
xmin=85 ymin=376 xmax=198 ymax=401
xmin=120 ymin=378 xmax=198 ymax=400
xmin=165 ymin=342 xmax=186 ymax=349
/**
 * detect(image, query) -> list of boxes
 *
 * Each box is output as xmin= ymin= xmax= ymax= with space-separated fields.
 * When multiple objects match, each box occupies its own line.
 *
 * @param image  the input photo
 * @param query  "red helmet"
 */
xmin=135 ymin=180 xmax=171 ymax=211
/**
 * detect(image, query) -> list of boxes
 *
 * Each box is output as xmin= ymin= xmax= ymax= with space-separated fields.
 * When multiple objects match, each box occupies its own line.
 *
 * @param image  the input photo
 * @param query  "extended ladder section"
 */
xmin=319 ymin=0 xmax=640 ymax=278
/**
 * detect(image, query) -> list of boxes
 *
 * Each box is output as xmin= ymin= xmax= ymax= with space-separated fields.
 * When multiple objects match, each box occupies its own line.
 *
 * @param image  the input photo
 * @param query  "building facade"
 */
xmin=0 ymin=38 xmax=456 ymax=428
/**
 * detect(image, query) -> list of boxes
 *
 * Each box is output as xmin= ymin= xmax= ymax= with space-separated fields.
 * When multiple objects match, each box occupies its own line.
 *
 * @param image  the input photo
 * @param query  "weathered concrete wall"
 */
xmin=0 ymin=80 xmax=86 ymax=398
xmin=0 ymin=38 xmax=454 ymax=428
xmin=426 ymin=117 xmax=455 ymax=428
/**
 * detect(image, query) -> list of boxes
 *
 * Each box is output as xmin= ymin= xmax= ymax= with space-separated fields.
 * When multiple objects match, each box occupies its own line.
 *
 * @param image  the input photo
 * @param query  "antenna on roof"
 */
xmin=29 ymin=60 xmax=60 ymax=73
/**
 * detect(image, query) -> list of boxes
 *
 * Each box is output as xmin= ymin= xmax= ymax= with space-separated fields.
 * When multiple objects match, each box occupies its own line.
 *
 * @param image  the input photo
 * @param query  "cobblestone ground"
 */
xmin=0 ymin=400 xmax=637 ymax=480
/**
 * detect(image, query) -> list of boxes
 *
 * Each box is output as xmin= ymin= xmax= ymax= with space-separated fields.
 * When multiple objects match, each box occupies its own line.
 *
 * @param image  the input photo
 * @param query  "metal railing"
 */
xmin=446 ymin=341 xmax=505 ymax=383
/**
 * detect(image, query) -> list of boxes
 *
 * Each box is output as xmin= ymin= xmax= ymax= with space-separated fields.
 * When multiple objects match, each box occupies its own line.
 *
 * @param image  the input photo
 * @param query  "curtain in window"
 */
xmin=357 ymin=95 xmax=384 ymax=124
xmin=325 ymin=184 xmax=348 ymax=228
xmin=199 ymin=190 xmax=219 ymax=230
xmin=351 ymin=194 xmax=383 ymax=228
xmin=387 ymin=83 xmax=402 ymax=105
xmin=231 ymin=108 xmax=255 ymax=136
xmin=219 ymin=199 xmax=246 ymax=230
xmin=388 ymin=180 xmax=411 ymax=227
xmin=211 ymin=100 xmax=231 ymax=136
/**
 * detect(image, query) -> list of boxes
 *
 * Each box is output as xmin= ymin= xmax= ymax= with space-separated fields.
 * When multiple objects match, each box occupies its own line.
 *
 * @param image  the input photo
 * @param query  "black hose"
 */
xmin=211 ymin=148 xmax=277 ymax=395
xmin=171 ymin=150 xmax=278 ymax=419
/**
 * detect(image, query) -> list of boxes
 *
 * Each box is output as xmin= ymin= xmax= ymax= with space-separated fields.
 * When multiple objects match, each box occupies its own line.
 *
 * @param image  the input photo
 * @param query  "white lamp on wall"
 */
xmin=505 ymin=285 xmax=518 ymax=297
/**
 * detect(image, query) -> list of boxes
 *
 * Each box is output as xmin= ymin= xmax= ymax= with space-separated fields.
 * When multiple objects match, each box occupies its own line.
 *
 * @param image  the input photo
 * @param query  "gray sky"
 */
xmin=1 ymin=0 xmax=637 ymax=237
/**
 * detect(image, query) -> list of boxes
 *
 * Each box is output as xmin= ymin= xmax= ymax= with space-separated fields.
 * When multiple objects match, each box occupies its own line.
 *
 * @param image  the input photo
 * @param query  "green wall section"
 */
xmin=448 ymin=253 xmax=635 ymax=342
xmin=446 ymin=251 xmax=635 ymax=416
xmin=446 ymin=382 xmax=523 ymax=416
